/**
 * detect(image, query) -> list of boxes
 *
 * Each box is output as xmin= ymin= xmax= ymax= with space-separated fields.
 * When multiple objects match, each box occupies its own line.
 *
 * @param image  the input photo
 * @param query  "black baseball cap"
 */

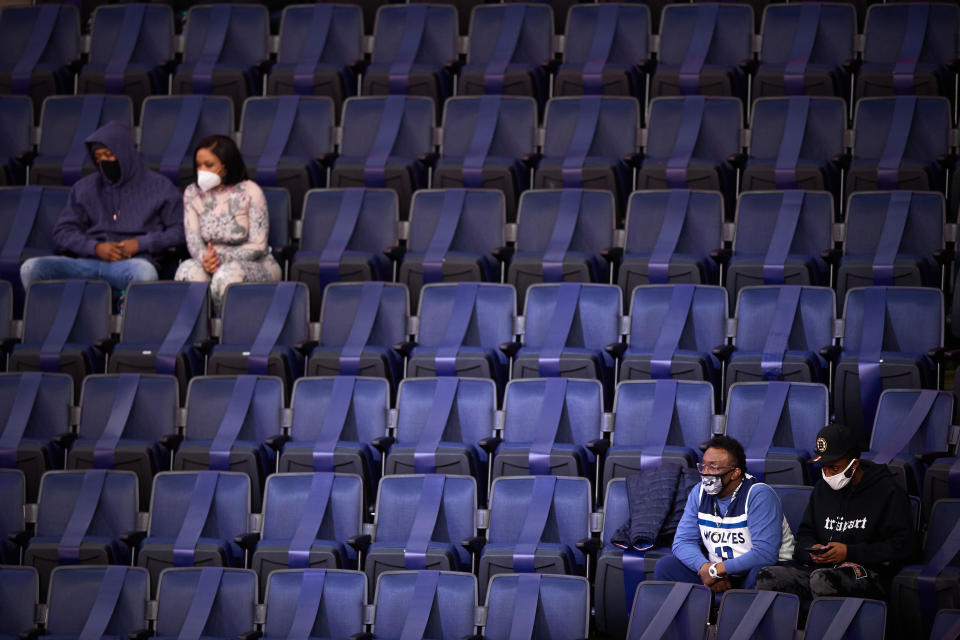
xmin=811 ymin=423 xmax=861 ymax=464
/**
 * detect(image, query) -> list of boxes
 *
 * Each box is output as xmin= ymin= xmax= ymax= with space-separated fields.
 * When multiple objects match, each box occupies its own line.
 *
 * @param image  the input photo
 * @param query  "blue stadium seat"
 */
xmin=865 ymin=389 xmax=953 ymax=496
xmin=836 ymin=191 xmax=945 ymax=303
xmin=834 ymin=286 xmax=943 ymax=439
xmin=618 ymin=190 xmax=723 ymax=295
xmin=724 ymin=381 xmax=829 ymax=485
xmin=307 ymin=282 xmax=410 ymax=391
xmin=0 ymin=185 xmax=66 ymax=313
xmin=171 ymin=4 xmax=269 ymax=119
xmin=0 ymin=5 xmax=80 ymax=119
xmin=364 ymin=475 xmax=478 ymax=588
xmin=0 ymin=372 xmax=73 ymax=502
xmin=508 ymin=189 xmax=614 ymax=304
xmin=139 ymin=95 xmax=234 ymax=188
xmin=555 ymin=4 xmax=651 ymax=98
xmin=847 ymin=96 xmax=951 ymax=194
xmin=511 ymin=283 xmax=620 ymax=405
xmin=267 ymin=4 xmax=363 ymax=114
xmin=251 ymin=473 xmax=363 ymax=592
xmin=207 ymin=282 xmax=310 ymax=389
xmin=262 ymin=568 xmax=367 ymax=640
xmin=78 ymin=4 xmax=174 ymax=114
xmin=29 ymin=95 xmax=133 ymax=186
xmin=399 ymin=189 xmax=504 ymax=307
xmin=138 ymin=472 xmax=251 ymax=593
xmin=755 ymin=3 xmax=856 ymax=98
xmin=620 ymin=285 xmax=727 ymax=391
xmin=594 ymin=477 xmax=674 ymax=637
xmin=716 ymin=589 xmax=800 ymax=640
xmin=174 ymin=376 xmax=284 ymax=511
xmin=44 ymin=565 xmax=150 ymax=640
xmin=278 ymin=376 xmax=389 ymax=506
xmin=154 ymin=567 xmax=257 ymax=640
xmin=434 ymin=96 xmax=537 ymax=222
xmin=651 ymin=3 xmax=753 ymax=99
xmin=240 ymin=96 xmax=335 ymax=217
xmin=0 ymin=469 xmax=25 ymax=564
xmin=726 ymin=286 xmax=835 ymax=389
xmin=484 ymin=573 xmax=590 ymax=640
xmin=0 ymin=96 xmax=33 ymax=184
xmin=725 ymin=191 xmax=834 ymax=298
xmin=493 ymin=377 xmax=603 ymax=483
xmin=25 ymin=469 xmax=138 ymax=595
xmin=406 ymin=284 xmax=515 ymax=392
xmin=362 ymin=4 xmax=458 ymax=105
xmin=0 ymin=566 xmax=39 ymax=640
xmin=804 ymin=597 xmax=887 ymax=639
xmin=458 ymin=4 xmax=554 ymax=106
xmin=930 ymin=609 xmax=960 ymax=640
xmin=384 ymin=377 xmax=497 ymax=502
xmin=330 ymin=96 xmax=434 ymax=220
xmin=371 ymin=570 xmax=478 ymax=640
xmin=625 ymin=580 xmax=711 ymax=639
xmin=858 ymin=3 xmax=959 ymax=98
xmin=637 ymin=96 xmax=743 ymax=210
xmin=604 ymin=379 xmax=713 ymax=487
xmin=67 ymin=373 xmax=180 ymax=508
xmin=107 ymin=281 xmax=210 ymax=396
xmin=479 ymin=475 xmax=592 ymax=589
xmin=9 ymin=280 xmax=112 ymax=396
xmin=263 ymin=187 xmax=293 ymax=273
xmin=771 ymin=484 xmax=813 ymax=536
xmin=534 ymin=97 xmax=640 ymax=214
xmin=742 ymin=98 xmax=847 ymax=194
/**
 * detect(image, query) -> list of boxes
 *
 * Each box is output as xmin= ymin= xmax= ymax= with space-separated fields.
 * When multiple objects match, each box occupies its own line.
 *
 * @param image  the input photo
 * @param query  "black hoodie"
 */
xmin=793 ymin=459 xmax=917 ymax=578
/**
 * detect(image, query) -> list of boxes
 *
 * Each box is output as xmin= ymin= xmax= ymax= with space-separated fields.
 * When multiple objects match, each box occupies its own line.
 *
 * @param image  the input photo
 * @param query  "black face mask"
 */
xmin=99 ymin=160 xmax=121 ymax=184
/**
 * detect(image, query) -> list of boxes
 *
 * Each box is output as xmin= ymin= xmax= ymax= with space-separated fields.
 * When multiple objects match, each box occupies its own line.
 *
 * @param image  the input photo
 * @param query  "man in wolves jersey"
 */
xmin=654 ymin=435 xmax=795 ymax=591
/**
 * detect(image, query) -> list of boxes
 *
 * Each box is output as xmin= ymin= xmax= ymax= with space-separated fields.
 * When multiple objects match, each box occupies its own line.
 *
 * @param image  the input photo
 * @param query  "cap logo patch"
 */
xmin=816 ymin=437 xmax=828 ymax=453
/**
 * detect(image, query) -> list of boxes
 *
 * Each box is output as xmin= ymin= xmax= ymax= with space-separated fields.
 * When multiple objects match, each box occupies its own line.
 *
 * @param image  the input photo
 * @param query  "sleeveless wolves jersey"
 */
xmin=697 ymin=475 xmax=793 ymax=563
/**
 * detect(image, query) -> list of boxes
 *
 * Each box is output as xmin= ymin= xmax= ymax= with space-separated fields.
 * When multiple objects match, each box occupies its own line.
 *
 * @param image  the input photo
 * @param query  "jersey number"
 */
xmin=714 ymin=546 xmax=734 ymax=560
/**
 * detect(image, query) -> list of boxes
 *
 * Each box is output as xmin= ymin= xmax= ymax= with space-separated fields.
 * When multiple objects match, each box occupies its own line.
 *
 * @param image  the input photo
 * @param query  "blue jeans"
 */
xmin=20 ymin=256 xmax=158 ymax=297
xmin=653 ymin=554 xmax=760 ymax=589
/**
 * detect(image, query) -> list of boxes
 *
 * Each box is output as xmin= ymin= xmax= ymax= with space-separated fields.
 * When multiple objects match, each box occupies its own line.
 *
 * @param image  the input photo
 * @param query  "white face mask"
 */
xmin=822 ymin=458 xmax=857 ymax=491
xmin=197 ymin=170 xmax=222 ymax=192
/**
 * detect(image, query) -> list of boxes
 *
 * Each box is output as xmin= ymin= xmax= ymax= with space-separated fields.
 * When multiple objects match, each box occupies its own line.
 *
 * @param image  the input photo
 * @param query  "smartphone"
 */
xmin=805 ymin=546 xmax=828 ymax=555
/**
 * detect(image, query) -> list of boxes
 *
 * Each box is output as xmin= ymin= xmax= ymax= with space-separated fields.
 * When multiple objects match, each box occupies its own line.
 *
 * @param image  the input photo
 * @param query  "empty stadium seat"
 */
xmin=67 ymin=373 xmax=179 ymax=508
xmin=78 ymin=4 xmax=174 ymax=114
xmin=329 ymin=96 xmax=434 ymax=220
xmin=725 ymin=191 xmax=834 ymax=298
xmin=44 ymin=565 xmax=150 ymax=639
xmin=371 ymin=570 xmax=478 ymax=639
xmin=264 ymin=187 xmax=293 ymax=273
xmin=107 ymin=281 xmax=210 ymax=396
xmin=0 ymin=566 xmax=39 ymax=639
xmin=406 ymin=284 xmax=515 ymax=392
xmin=508 ymin=189 xmax=614 ymax=303
xmin=0 ymin=469 xmax=25 ymax=564
xmin=153 ymin=567 xmax=257 ymax=640
xmin=724 ymin=381 xmax=829 ymax=485
xmin=139 ymin=95 xmax=234 ymax=188
xmin=174 ymin=375 xmax=284 ymax=510
xmin=206 ymin=282 xmax=310 ymax=388
xmin=804 ymin=597 xmax=887 ymax=639
xmin=399 ymin=189 xmax=504 ymax=307
xmin=240 ymin=96 xmax=335 ymax=217
xmin=771 ymin=484 xmax=813 ymax=536
xmin=726 ymin=286 xmax=835 ymax=389
xmin=267 ymin=4 xmax=363 ymax=114
xmin=484 ymin=573 xmax=590 ymax=640
xmin=604 ymin=379 xmax=713 ymax=487
xmin=618 ymin=190 xmax=724 ymax=294
xmin=625 ymin=580 xmax=711 ymax=639
xmin=715 ymin=589 xmax=800 ymax=639
xmin=171 ymin=4 xmax=269 ymax=119
xmin=742 ymin=98 xmax=847 ymax=194
xmin=434 ymin=96 xmax=537 ymax=221
xmin=930 ymin=609 xmax=960 ymax=640
xmin=29 ymin=95 xmax=133 ymax=186
xmin=0 ymin=96 xmax=33 ymax=185
xmin=25 ymin=469 xmax=138 ymax=594
xmin=262 ymin=568 xmax=367 ymax=640
xmin=755 ymin=3 xmax=856 ymax=98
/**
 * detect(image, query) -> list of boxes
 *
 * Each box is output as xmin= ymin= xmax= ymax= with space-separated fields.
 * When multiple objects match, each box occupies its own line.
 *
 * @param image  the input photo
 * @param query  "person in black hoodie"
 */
xmin=755 ymin=422 xmax=917 ymax=599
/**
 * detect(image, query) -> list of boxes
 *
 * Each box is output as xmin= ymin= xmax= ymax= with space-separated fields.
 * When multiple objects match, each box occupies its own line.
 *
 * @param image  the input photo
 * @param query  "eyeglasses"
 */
xmin=696 ymin=463 xmax=734 ymax=475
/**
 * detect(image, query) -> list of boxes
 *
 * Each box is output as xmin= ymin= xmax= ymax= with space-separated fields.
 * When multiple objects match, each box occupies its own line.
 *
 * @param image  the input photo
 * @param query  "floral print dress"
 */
xmin=175 ymin=180 xmax=281 ymax=310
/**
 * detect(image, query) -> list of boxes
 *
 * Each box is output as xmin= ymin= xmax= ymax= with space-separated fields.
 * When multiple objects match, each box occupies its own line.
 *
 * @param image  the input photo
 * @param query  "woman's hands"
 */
xmin=202 ymin=242 xmax=220 ymax=274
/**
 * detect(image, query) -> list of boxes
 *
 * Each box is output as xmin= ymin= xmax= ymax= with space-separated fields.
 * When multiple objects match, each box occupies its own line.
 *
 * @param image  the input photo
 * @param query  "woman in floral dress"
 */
xmin=175 ymin=134 xmax=281 ymax=311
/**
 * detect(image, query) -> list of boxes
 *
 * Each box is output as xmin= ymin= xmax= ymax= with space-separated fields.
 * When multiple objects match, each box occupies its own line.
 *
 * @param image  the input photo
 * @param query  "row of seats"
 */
xmin=3 ymin=467 xmax=959 ymax=638
xmin=4 ymin=1 xmax=957 ymax=121
xmin=4 ymin=92 xmax=957 ymax=223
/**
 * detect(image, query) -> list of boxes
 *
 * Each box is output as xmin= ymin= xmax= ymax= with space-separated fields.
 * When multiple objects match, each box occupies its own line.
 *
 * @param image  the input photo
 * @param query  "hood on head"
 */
xmin=85 ymin=120 xmax=143 ymax=185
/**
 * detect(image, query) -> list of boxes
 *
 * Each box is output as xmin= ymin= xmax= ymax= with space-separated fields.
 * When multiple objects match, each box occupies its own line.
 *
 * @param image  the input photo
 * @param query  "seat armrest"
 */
xmin=576 ymin=536 xmax=603 ymax=556
xmin=819 ymin=345 xmax=842 ymax=363
xmin=347 ymin=534 xmax=372 ymax=554
xmin=915 ymin=451 xmax=952 ymax=465
xmin=712 ymin=344 xmax=735 ymax=362
xmin=193 ymin=337 xmax=219 ymax=355
xmin=54 ymin=431 xmax=77 ymax=448
xmin=8 ymin=529 xmax=32 ymax=549
xmin=602 ymin=246 xmax=624 ymax=268
xmin=418 ymin=151 xmax=440 ymax=167
xmin=120 ymin=530 xmax=147 ymax=549
xmin=316 ymin=151 xmax=339 ymax=168
xmin=159 ymin=432 xmax=184 ymax=452
xmin=820 ymin=248 xmax=842 ymax=266
xmin=710 ymin=247 xmax=732 ymax=266
xmin=478 ymin=436 xmax=502 ymax=456
xmin=622 ymin=152 xmax=643 ymax=169
xmin=520 ymin=152 xmax=542 ymax=169
xmin=234 ymin=532 xmax=260 ymax=553
xmin=384 ymin=243 xmax=406 ymax=262
xmin=371 ymin=436 xmax=395 ymax=455
xmin=348 ymin=634 xmax=374 ymax=640
xmin=605 ymin=342 xmax=627 ymax=360
xmin=127 ymin=629 xmax=151 ymax=640
xmin=294 ymin=340 xmax=319 ymax=357
xmin=461 ymin=535 xmax=487 ymax=555
xmin=498 ymin=341 xmax=522 ymax=359
xmin=934 ymin=247 xmax=954 ymax=267
xmin=830 ymin=151 xmax=852 ymax=171
xmin=265 ymin=434 xmax=291 ymax=453
xmin=492 ymin=245 xmax=515 ymax=264
xmin=393 ymin=340 xmax=416 ymax=358
xmin=842 ymin=57 xmax=862 ymax=74
xmin=738 ymin=58 xmax=758 ymax=74
xmin=586 ymin=438 xmax=610 ymax=457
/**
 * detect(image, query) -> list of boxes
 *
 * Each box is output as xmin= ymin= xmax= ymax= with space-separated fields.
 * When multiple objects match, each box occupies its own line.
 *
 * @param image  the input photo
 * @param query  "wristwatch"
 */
xmin=708 ymin=563 xmax=721 ymax=579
